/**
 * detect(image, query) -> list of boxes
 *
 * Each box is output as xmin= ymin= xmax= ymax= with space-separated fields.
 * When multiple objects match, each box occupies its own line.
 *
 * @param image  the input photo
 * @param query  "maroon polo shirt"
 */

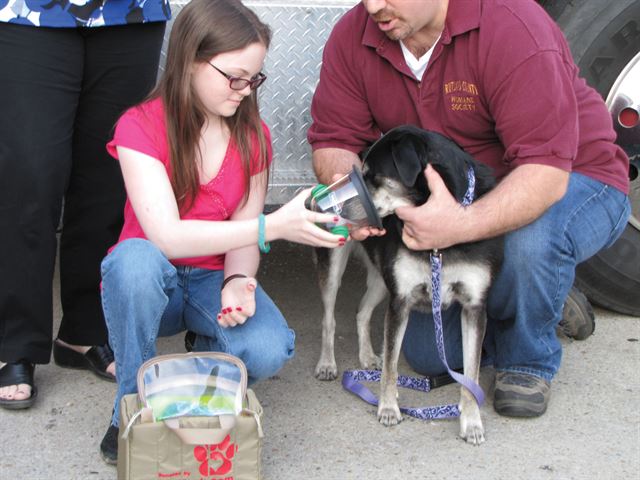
xmin=308 ymin=0 xmax=629 ymax=194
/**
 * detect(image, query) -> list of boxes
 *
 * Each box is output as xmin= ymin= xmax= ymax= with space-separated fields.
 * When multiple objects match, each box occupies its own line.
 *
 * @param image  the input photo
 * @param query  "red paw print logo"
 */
xmin=194 ymin=435 xmax=237 ymax=478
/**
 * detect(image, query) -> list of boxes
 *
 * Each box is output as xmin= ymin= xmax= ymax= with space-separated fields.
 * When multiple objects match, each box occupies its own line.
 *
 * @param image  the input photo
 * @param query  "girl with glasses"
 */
xmin=98 ymin=0 xmax=344 ymax=464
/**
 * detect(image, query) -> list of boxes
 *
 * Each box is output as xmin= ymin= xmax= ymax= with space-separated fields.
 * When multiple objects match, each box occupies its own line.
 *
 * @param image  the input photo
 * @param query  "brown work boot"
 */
xmin=493 ymin=371 xmax=551 ymax=418
xmin=559 ymin=287 xmax=595 ymax=340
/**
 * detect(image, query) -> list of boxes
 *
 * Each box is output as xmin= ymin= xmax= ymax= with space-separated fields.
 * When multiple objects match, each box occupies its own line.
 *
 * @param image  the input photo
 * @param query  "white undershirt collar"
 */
xmin=400 ymin=34 xmax=441 ymax=81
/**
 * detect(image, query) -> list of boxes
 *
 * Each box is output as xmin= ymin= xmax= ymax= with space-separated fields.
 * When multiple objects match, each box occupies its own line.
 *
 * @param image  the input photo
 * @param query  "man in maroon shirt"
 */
xmin=308 ymin=0 xmax=631 ymax=417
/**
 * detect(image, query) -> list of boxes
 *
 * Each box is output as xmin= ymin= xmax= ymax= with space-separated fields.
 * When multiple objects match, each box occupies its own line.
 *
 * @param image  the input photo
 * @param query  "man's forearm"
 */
xmin=312 ymin=147 xmax=361 ymax=185
xmin=397 ymin=163 xmax=570 ymax=251
xmin=461 ymin=164 xmax=569 ymax=242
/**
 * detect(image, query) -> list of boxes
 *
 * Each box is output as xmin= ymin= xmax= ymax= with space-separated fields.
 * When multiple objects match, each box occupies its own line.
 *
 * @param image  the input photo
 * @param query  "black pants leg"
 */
xmin=0 ymin=24 xmax=82 ymax=363
xmin=0 ymin=22 xmax=165 ymax=364
xmin=58 ymin=22 xmax=165 ymax=345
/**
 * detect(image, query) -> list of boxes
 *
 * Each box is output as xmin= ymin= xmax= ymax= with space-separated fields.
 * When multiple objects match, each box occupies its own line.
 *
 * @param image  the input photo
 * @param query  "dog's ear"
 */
xmin=391 ymin=135 xmax=426 ymax=187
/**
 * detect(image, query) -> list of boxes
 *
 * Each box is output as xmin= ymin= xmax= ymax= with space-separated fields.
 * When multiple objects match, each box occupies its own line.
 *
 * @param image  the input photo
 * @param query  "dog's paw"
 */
xmin=377 ymin=404 xmax=402 ymax=426
xmin=314 ymin=363 xmax=338 ymax=381
xmin=459 ymin=419 xmax=485 ymax=446
xmin=360 ymin=353 xmax=382 ymax=370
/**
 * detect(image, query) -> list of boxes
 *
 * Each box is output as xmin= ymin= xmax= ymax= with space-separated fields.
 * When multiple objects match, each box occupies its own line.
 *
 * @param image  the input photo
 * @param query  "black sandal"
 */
xmin=0 ymin=361 xmax=38 ymax=410
xmin=53 ymin=339 xmax=116 ymax=383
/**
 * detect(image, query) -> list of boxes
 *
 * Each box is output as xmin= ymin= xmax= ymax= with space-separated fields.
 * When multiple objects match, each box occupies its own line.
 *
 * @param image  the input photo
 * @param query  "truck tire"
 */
xmin=542 ymin=0 xmax=640 ymax=316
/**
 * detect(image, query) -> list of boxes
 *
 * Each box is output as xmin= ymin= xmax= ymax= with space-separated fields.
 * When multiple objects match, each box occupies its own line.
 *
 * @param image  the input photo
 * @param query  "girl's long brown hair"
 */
xmin=150 ymin=0 xmax=271 ymax=212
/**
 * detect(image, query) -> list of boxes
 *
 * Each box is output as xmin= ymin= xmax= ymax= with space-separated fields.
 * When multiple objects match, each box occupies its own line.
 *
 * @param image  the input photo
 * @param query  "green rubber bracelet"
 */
xmin=258 ymin=213 xmax=271 ymax=254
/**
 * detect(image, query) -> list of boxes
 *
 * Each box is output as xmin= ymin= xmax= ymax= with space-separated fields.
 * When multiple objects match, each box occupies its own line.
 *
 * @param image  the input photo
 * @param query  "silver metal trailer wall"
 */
xmin=163 ymin=1 xmax=358 ymax=204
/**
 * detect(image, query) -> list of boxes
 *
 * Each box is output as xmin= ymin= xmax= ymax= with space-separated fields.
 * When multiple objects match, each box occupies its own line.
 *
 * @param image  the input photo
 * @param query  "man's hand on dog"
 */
xmin=396 ymin=165 xmax=466 ymax=250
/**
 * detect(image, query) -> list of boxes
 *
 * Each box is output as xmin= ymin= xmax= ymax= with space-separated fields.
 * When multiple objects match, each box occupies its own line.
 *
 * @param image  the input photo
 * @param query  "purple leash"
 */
xmin=341 ymin=369 xmax=461 ymax=420
xmin=342 ymin=165 xmax=483 ymax=420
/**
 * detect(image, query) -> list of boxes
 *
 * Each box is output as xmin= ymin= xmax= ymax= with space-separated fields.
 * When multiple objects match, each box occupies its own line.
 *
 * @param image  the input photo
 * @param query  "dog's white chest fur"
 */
xmin=393 ymin=250 xmax=491 ymax=308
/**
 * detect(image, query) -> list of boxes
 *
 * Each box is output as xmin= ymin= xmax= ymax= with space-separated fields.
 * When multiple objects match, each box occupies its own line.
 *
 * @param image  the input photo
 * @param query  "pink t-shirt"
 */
xmin=106 ymin=97 xmax=272 ymax=270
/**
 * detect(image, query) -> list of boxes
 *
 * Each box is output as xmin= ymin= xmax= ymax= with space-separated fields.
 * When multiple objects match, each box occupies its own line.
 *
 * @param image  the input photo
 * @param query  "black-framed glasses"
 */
xmin=207 ymin=62 xmax=267 ymax=91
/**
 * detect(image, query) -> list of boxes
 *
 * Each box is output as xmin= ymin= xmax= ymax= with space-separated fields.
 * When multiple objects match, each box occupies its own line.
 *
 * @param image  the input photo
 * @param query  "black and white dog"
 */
xmin=313 ymin=125 xmax=503 ymax=445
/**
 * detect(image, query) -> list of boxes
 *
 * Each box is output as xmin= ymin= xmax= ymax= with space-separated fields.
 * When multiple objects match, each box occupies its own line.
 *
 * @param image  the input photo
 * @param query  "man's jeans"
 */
xmin=402 ymin=173 xmax=631 ymax=381
xmin=101 ymin=239 xmax=295 ymax=427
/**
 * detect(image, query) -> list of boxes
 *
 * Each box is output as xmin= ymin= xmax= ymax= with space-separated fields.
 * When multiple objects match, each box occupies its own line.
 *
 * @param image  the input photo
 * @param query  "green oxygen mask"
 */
xmin=306 ymin=166 xmax=383 ymax=239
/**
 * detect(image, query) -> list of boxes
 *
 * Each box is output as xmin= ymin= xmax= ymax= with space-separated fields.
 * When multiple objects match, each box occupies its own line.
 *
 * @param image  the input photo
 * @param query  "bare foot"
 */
xmin=0 ymin=362 xmax=33 ymax=403
xmin=0 ymin=383 xmax=32 ymax=401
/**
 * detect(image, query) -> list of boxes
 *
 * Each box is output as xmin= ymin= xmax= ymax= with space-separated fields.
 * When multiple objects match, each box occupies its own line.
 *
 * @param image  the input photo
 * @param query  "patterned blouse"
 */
xmin=0 ymin=0 xmax=171 ymax=27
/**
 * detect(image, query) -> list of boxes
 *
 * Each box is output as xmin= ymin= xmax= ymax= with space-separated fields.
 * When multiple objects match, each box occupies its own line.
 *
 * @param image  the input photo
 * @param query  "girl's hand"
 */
xmin=218 ymin=276 xmax=257 ymax=328
xmin=266 ymin=188 xmax=346 ymax=248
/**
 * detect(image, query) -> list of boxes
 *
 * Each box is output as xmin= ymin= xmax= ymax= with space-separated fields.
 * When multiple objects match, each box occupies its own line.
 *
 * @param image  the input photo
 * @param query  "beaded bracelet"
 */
xmin=258 ymin=213 xmax=271 ymax=253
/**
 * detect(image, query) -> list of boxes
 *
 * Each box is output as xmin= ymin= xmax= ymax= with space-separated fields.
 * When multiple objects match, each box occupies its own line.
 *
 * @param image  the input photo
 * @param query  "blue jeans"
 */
xmin=402 ymin=173 xmax=631 ymax=381
xmin=101 ymin=239 xmax=295 ymax=427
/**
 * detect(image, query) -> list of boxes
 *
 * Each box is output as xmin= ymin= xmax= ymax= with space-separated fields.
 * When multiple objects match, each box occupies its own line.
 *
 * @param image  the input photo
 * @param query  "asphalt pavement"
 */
xmin=0 ymin=240 xmax=638 ymax=480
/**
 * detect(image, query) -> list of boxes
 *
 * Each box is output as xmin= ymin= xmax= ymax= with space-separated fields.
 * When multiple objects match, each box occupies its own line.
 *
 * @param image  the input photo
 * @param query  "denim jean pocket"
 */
xmin=602 ymin=194 xmax=631 ymax=250
xmin=566 ymin=176 xmax=632 ymax=262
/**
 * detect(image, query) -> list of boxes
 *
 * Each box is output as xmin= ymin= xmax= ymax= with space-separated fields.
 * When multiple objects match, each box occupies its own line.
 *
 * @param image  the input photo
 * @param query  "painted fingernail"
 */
xmin=236 ymin=307 xmax=243 ymax=312
xmin=334 ymin=216 xmax=339 ymax=222
xmin=217 ymin=314 xmax=222 ymax=320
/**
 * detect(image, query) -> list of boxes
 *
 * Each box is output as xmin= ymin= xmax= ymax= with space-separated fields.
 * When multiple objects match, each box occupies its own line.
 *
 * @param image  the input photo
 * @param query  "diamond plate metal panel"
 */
xmin=162 ymin=1 xmax=356 ymax=203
